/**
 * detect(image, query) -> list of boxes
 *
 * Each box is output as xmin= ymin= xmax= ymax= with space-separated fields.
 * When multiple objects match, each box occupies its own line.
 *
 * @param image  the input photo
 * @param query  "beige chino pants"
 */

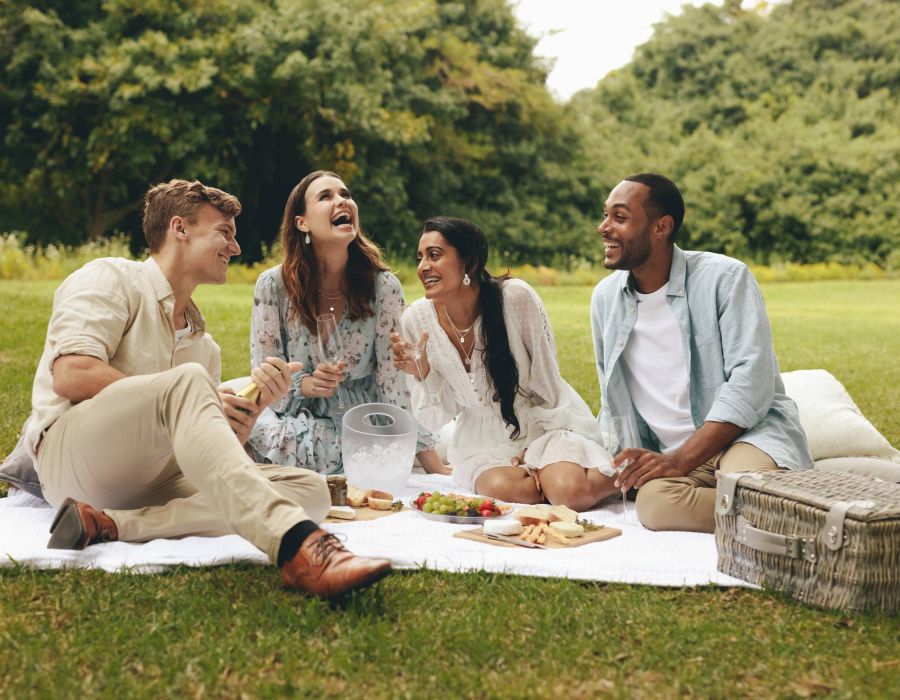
xmin=37 ymin=363 xmax=330 ymax=563
xmin=634 ymin=442 xmax=779 ymax=533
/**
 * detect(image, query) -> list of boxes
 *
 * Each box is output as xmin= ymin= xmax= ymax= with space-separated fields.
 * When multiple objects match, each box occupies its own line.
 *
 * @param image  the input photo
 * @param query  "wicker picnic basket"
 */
xmin=715 ymin=469 xmax=900 ymax=613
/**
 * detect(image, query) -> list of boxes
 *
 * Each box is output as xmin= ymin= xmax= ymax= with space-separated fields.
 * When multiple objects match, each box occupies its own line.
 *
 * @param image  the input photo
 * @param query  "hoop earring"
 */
xmin=463 ymin=273 xmax=471 ymax=286
xmin=304 ymin=232 xmax=310 ymax=245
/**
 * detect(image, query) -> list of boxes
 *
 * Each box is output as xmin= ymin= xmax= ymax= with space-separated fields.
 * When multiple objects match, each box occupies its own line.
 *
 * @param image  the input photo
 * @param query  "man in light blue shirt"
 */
xmin=590 ymin=173 xmax=813 ymax=532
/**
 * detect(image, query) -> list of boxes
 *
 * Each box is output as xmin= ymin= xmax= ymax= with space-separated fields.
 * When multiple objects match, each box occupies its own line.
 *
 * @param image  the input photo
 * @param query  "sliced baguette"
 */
xmin=347 ymin=485 xmax=369 ymax=508
xmin=513 ymin=505 xmax=551 ymax=526
xmin=367 ymin=490 xmax=394 ymax=510
xmin=547 ymin=505 xmax=578 ymax=523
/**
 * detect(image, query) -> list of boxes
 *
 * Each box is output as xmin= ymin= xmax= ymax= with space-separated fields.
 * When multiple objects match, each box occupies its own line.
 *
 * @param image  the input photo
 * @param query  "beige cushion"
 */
xmin=781 ymin=369 xmax=900 ymax=464
xmin=814 ymin=457 xmax=900 ymax=483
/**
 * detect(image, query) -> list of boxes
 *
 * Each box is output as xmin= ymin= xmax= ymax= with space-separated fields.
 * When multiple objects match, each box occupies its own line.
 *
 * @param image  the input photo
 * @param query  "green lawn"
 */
xmin=1 ymin=279 xmax=899 ymax=698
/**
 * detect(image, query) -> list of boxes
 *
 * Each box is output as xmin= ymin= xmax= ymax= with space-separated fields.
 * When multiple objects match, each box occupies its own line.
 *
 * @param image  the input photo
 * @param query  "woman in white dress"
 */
xmin=390 ymin=217 xmax=618 ymax=510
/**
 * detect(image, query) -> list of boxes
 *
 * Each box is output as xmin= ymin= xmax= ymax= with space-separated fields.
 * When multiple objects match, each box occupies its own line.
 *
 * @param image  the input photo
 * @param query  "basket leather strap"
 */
xmin=736 ymin=517 xmax=816 ymax=562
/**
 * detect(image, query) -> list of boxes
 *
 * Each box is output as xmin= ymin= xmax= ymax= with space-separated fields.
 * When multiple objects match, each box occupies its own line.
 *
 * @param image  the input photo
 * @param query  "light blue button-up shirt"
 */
xmin=590 ymin=246 xmax=813 ymax=470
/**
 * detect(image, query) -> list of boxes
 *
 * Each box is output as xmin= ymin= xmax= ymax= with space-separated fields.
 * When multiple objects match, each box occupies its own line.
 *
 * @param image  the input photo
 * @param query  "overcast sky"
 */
xmin=513 ymin=0 xmax=711 ymax=100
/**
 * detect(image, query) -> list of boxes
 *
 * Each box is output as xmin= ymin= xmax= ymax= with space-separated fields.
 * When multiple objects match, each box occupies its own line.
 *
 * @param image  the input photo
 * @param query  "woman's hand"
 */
xmin=300 ymin=361 xmax=347 ymax=398
xmin=253 ymin=357 xmax=304 ymax=409
xmin=389 ymin=331 xmax=430 ymax=380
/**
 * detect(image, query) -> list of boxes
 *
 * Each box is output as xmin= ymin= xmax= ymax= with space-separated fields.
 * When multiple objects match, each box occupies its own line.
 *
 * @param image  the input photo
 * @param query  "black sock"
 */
xmin=276 ymin=519 xmax=319 ymax=566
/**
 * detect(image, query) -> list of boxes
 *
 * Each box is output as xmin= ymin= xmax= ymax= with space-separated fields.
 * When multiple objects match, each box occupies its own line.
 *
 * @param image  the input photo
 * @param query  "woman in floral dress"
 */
xmin=391 ymin=217 xmax=617 ymax=511
xmin=248 ymin=170 xmax=446 ymax=475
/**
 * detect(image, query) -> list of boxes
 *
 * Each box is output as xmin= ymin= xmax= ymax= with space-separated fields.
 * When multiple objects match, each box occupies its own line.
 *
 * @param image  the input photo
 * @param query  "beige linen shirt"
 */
xmin=26 ymin=257 xmax=221 ymax=462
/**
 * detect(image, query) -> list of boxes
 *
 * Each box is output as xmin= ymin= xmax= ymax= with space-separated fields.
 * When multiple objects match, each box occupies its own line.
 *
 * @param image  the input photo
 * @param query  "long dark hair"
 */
xmin=422 ymin=216 xmax=523 ymax=439
xmin=279 ymin=170 xmax=389 ymax=332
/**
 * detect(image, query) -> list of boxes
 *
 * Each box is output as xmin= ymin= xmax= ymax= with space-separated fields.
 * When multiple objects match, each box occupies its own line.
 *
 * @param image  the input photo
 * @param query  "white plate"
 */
xmin=407 ymin=497 xmax=513 ymax=524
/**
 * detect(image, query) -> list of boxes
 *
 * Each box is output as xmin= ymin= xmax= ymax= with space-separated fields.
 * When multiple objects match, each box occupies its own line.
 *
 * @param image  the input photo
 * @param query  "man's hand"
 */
xmin=252 ymin=357 xmax=303 ymax=409
xmin=613 ymin=421 xmax=746 ymax=490
xmin=218 ymin=388 xmax=260 ymax=445
xmin=300 ymin=361 xmax=347 ymax=398
xmin=613 ymin=449 xmax=690 ymax=490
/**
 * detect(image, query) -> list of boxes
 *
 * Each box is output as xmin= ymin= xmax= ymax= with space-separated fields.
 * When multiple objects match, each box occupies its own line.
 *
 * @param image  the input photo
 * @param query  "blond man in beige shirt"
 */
xmin=27 ymin=179 xmax=391 ymax=598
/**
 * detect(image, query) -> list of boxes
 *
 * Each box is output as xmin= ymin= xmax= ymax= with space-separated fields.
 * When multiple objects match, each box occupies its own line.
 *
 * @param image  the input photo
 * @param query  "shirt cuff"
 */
xmin=705 ymin=394 xmax=761 ymax=430
xmin=48 ymin=338 xmax=109 ymax=372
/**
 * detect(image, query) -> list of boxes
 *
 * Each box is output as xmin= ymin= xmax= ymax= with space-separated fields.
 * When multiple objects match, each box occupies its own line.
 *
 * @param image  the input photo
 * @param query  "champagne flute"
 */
xmin=316 ymin=313 xmax=346 ymax=410
xmin=403 ymin=335 xmax=432 ymax=403
xmin=600 ymin=413 xmax=640 ymax=525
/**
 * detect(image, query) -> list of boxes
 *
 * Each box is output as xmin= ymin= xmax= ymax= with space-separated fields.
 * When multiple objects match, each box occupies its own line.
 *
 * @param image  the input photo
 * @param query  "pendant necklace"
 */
xmin=444 ymin=308 xmax=476 ymax=367
xmin=320 ymin=289 xmax=344 ymax=313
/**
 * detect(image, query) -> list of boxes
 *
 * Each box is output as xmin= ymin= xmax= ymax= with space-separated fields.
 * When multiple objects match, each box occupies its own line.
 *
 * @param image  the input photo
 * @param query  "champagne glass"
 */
xmin=403 ymin=336 xmax=432 ymax=402
xmin=316 ymin=313 xmax=346 ymax=410
xmin=599 ymin=413 xmax=640 ymax=524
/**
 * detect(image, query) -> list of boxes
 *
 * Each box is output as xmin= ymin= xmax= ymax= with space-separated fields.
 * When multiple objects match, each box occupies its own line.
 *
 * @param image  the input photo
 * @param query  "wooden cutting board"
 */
xmin=325 ymin=505 xmax=407 ymax=523
xmin=454 ymin=524 xmax=621 ymax=549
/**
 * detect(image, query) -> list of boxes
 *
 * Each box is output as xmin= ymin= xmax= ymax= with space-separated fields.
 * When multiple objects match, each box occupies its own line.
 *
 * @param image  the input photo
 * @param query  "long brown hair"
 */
xmin=279 ymin=170 xmax=389 ymax=332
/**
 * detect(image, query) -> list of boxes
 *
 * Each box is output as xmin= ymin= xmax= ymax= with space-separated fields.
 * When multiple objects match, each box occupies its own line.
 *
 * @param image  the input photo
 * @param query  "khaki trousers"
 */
xmin=37 ymin=364 xmax=330 ymax=563
xmin=634 ymin=442 xmax=779 ymax=533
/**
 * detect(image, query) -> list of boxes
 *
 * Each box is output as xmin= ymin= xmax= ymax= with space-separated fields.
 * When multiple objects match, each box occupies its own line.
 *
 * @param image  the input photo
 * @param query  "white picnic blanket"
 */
xmin=0 ymin=473 xmax=752 ymax=587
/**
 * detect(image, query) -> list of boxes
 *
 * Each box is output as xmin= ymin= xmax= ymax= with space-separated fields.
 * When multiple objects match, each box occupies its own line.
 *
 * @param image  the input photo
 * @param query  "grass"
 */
xmin=2 ymin=278 xmax=899 ymax=698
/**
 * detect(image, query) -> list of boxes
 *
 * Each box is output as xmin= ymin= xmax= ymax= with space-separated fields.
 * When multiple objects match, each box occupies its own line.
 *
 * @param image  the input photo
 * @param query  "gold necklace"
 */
xmin=319 ymin=289 xmax=344 ymax=313
xmin=444 ymin=308 xmax=476 ymax=366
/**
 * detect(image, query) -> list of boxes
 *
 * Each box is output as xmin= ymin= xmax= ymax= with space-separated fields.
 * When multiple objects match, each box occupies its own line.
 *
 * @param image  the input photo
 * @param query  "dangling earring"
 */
xmin=463 ymin=273 xmax=471 ymax=286
xmin=304 ymin=232 xmax=310 ymax=245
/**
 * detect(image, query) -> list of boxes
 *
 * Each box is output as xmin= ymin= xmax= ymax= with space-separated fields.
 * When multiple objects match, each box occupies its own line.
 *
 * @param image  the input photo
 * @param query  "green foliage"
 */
xmin=1 ymin=1 xmax=897 ymax=266
xmin=0 ymin=0 xmax=593 ymax=264
xmin=571 ymin=0 xmax=900 ymax=265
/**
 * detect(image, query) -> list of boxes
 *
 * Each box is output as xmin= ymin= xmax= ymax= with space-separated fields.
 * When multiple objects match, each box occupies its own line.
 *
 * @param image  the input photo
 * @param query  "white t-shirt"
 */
xmin=174 ymin=313 xmax=193 ymax=341
xmin=621 ymin=284 xmax=695 ymax=452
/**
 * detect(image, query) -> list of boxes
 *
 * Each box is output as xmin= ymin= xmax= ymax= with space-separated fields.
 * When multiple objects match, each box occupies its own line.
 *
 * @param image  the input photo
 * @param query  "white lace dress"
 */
xmin=402 ymin=278 xmax=614 ymax=491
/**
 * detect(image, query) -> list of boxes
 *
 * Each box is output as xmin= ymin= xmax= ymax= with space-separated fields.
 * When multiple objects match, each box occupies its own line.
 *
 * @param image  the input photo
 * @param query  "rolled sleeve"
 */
xmin=45 ymin=262 xmax=130 ymax=372
xmin=703 ymin=265 xmax=777 ymax=429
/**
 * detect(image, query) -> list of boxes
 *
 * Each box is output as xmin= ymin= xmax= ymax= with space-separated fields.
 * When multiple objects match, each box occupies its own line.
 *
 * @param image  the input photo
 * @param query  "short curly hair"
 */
xmin=142 ymin=179 xmax=242 ymax=252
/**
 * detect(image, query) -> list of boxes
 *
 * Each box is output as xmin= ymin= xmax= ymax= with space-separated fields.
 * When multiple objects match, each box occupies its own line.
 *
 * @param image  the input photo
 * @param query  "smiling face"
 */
xmin=295 ymin=175 xmax=359 ymax=247
xmin=415 ymin=231 xmax=469 ymax=300
xmin=598 ymin=180 xmax=656 ymax=271
xmin=179 ymin=203 xmax=240 ymax=285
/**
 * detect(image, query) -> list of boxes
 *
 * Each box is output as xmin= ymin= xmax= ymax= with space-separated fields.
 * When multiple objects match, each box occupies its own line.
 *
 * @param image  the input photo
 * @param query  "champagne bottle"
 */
xmin=236 ymin=381 xmax=260 ymax=403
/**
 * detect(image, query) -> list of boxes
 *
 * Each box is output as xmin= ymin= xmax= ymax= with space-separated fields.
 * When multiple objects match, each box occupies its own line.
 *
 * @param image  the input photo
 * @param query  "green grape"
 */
xmin=423 ymin=503 xmax=433 ymax=513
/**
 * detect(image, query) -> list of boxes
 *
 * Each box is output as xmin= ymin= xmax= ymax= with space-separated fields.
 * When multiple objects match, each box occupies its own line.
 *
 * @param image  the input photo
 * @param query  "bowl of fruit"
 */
xmin=409 ymin=491 xmax=513 ymax=524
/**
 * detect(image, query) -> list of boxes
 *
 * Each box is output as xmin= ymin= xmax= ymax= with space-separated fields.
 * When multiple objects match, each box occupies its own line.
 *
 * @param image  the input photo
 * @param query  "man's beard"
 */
xmin=603 ymin=228 xmax=652 ymax=271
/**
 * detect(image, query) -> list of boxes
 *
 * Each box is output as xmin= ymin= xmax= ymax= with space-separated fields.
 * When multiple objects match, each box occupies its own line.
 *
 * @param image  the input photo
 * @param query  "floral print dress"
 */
xmin=248 ymin=266 xmax=433 ymax=474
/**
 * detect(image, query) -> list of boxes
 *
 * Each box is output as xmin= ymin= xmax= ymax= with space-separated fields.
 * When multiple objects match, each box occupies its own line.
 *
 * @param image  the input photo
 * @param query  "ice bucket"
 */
xmin=341 ymin=403 xmax=417 ymax=495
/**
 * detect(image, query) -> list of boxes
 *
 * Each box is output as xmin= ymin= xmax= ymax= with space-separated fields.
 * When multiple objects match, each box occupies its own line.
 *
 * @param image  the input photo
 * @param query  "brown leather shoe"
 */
xmin=47 ymin=497 xmax=118 ymax=550
xmin=280 ymin=529 xmax=391 ymax=598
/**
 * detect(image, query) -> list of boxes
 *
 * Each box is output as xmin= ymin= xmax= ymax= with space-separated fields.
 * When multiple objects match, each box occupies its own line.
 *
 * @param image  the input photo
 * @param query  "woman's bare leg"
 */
xmin=474 ymin=466 xmax=543 ymax=504
xmin=539 ymin=461 xmax=618 ymax=512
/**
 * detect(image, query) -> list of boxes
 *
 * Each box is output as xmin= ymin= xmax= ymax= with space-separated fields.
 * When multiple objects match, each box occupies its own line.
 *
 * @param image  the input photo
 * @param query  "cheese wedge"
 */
xmin=328 ymin=506 xmax=356 ymax=520
xmin=549 ymin=521 xmax=584 ymax=538
xmin=483 ymin=518 xmax=525 ymax=536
